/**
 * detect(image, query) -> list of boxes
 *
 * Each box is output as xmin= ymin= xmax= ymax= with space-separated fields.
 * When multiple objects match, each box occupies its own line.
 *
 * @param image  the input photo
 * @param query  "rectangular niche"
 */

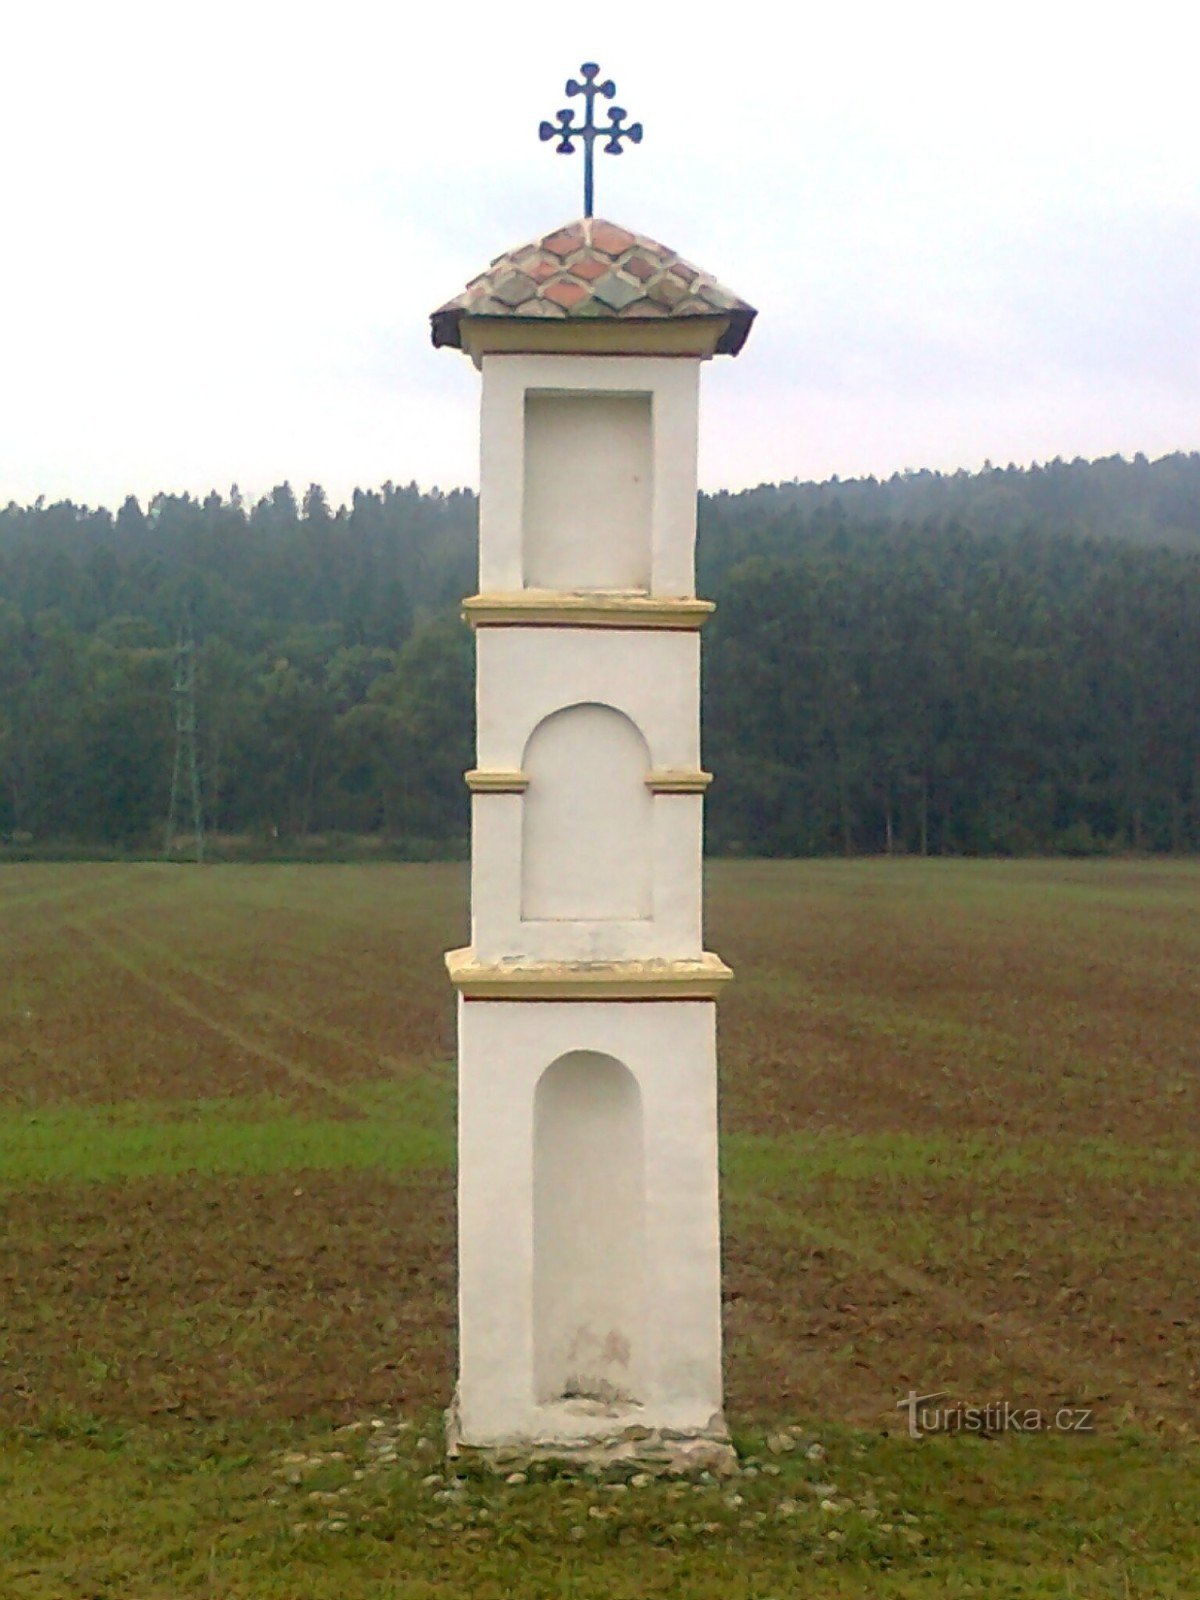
xmin=523 ymin=392 xmax=652 ymax=591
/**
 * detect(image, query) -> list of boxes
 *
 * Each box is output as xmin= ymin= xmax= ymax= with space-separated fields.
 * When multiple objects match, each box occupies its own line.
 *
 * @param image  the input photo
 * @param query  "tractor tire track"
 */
xmin=1 ymin=867 xmax=152 ymax=922
xmin=106 ymin=906 xmax=427 ymax=1016
xmin=94 ymin=914 xmax=431 ymax=1080
xmin=738 ymin=1188 xmax=1141 ymax=1406
xmin=64 ymin=919 xmax=371 ymax=1118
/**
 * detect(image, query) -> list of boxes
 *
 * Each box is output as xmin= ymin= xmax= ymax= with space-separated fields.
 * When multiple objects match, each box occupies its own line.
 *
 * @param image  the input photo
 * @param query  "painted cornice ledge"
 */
xmin=445 ymin=948 xmax=733 ymax=1000
xmin=645 ymin=769 xmax=713 ymax=793
xmin=464 ymin=768 xmax=530 ymax=793
xmin=462 ymin=593 xmax=715 ymax=630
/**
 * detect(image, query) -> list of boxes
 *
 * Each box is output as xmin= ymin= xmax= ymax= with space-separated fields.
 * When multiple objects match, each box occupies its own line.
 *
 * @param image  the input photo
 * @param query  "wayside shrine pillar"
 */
xmin=431 ymin=212 xmax=755 ymax=1470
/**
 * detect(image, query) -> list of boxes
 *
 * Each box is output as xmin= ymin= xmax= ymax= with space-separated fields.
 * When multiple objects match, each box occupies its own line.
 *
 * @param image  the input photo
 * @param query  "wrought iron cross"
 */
xmin=539 ymin=63 xmax=643 ymax=219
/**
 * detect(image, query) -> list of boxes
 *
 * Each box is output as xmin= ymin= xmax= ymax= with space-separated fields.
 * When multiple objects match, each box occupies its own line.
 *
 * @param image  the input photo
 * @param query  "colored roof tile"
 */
xmin=590 ymin=270 xmax=643 ymax=311
xmin=624 ymin=252 xmax=657 ymax=282
xmin=542 ymin=224 xmax=586 ymax=258
xmin=570 ymin=254 xmax=610 ymax=283
xmin=589 ymin=220 xmax=637 ymax=256
xmin=524 ymin=254 xmax=561 ymax=284
xmin=646 ymin=274 xmax=687 ymax=308
xmin=491 ymin=271 xmax=538 ymax=307
xmin=542 ymin=277 xmax=590 ymax=310
xmin=431 ymin=216 xmax=755 ymax=356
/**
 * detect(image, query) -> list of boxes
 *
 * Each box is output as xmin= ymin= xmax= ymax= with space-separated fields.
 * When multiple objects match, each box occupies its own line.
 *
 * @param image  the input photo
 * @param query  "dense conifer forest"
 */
xmin=1 ymin=453 xmax=1198 ymax=857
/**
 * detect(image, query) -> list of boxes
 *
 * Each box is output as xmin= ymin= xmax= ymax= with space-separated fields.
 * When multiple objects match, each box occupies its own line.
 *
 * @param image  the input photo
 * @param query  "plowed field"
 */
xmin=2 ymin=859 xmax=1197 ymax=1598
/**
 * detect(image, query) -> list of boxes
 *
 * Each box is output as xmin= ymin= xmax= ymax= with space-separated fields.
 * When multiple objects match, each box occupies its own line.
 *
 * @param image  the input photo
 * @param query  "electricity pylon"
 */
xmin=165 ymin=610 xmax=205 ymax=863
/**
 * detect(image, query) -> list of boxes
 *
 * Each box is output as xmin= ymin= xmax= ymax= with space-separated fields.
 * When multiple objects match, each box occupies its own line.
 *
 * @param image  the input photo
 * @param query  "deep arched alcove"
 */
xmin=532 ymin=1050 xmax=647 ymax=1407
xmin=521 ymin=702 xmax=652 ymax=922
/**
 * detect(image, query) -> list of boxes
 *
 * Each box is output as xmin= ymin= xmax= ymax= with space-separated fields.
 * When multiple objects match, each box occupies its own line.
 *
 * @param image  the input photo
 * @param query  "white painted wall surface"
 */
xmin=471 ymin=786 xmax=703 ymax=961
xmin=469 ymin=627 xmax=705 ymax=962
xmin=455 ymin=997 xmax=725 ymax=1447
xmin=476 ymin=628 xmax=699 ymax=770
xmin=478 ymin=354 xmax=701 ymax=598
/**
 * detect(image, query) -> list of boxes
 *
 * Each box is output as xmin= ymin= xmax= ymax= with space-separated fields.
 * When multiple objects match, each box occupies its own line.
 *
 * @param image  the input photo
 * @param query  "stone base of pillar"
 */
xmin=444 ymin=1393 xmax=738 ymax=1477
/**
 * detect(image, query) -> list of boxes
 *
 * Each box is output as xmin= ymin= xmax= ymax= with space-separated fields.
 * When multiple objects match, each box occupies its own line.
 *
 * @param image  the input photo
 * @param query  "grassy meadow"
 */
xmin=1 ymin=859 xmax=1198 ymax=1597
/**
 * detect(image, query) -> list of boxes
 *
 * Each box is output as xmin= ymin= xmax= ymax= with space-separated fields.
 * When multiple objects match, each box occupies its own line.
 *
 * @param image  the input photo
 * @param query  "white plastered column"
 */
xmin=438 ymin=268 xmax=746 ymax=1471
xmin=455 ymin=997 xmax=723 ymax=1446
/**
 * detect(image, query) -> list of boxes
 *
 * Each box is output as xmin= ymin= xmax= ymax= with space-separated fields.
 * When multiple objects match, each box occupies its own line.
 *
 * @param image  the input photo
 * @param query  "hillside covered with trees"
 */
xmin=1 ymin=453 xmax=1198 ymax=857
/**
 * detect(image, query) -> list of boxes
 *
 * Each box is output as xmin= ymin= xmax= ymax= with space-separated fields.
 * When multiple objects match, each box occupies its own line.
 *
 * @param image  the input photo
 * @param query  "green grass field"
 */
xmin=2 ymin=860 xmax=1198 ymax=1597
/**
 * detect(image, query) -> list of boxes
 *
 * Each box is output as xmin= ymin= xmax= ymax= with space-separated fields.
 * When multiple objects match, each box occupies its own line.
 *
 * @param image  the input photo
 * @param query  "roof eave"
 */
xmin=430 ymin=306 xmax=756 ymax=361
xmin=430 ymin=307 xmax=463 ymax=350
xmin=716 ymin=306 xmax=756 ymax=357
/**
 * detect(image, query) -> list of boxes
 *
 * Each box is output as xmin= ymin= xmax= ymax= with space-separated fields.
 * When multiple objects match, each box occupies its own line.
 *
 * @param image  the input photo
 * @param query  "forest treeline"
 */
xmin=1 ymin=453 xmax=1198 ymax=857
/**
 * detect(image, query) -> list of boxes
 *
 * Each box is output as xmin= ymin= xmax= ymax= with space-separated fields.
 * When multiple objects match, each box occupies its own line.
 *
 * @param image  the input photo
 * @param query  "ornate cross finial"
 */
xmin=539 ymin=63 xmax=643 ymax=219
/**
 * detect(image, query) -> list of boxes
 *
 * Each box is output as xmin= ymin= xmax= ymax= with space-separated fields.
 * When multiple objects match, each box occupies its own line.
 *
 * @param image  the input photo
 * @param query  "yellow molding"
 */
xmin=465 ymin=768 xmax=529 ymax=794
xmin=645 ymin=769 xmax=713 ymax=794
xmin=463 ymin=592 xmax=715 ymax=631
xmin=462 ymin=316 xmax=732 ymax=366
xmin=445 ymin=947 xmax=733 ymax=1001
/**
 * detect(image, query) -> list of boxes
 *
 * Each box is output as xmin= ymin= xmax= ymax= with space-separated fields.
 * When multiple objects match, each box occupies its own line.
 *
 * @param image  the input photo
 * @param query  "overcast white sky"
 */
xmin=1 ymin=1 xmax=1197 ymax=509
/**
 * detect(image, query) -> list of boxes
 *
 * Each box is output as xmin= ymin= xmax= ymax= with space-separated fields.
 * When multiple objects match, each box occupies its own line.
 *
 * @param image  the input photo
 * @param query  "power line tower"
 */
xmin=165 ymin=609 xmax=205 ymax=863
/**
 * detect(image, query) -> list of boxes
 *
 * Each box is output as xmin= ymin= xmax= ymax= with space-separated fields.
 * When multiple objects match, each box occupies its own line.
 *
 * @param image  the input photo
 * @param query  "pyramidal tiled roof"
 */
xmin=431 ymin=218 xmax=755 ymax=356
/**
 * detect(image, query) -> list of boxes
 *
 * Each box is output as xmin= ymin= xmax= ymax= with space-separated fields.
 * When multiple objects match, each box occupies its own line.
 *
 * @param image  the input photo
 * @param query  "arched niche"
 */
xmin=521 ymin=702 xmax=652 ymax=922
xmin=533 ymin=1051 xmax=646 ymax=1407
xmin=522 ymin=391 xmax=652 ymax=591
